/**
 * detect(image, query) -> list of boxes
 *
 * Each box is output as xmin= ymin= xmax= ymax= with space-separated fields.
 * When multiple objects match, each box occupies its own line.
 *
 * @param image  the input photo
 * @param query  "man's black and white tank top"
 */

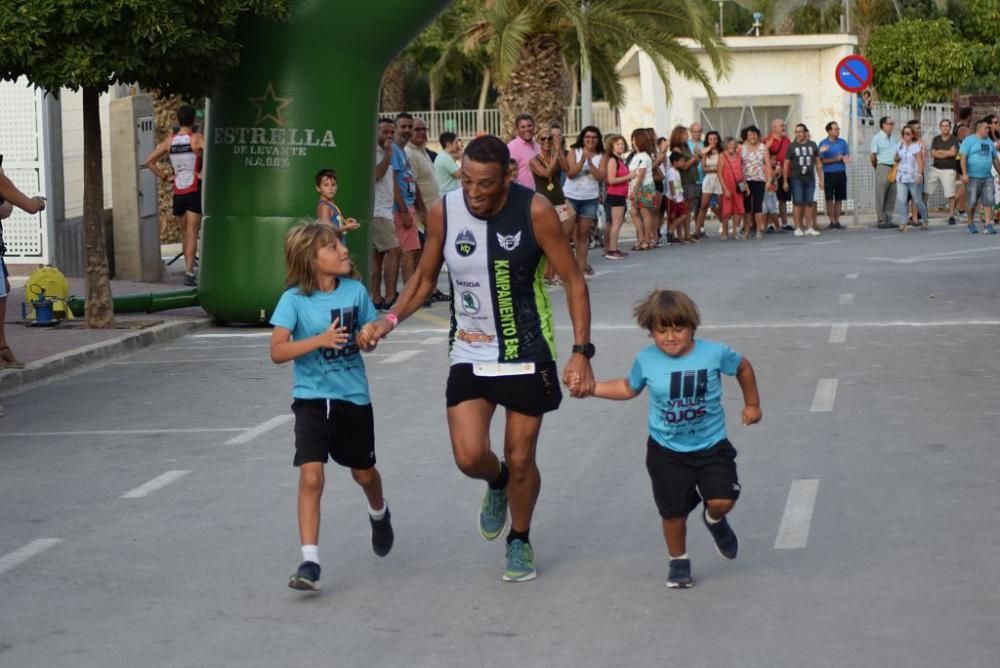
xmin=442 ymin=184 xmax=556 ymax=365
xmin=169 ymin=132 xmax=201 ymax=195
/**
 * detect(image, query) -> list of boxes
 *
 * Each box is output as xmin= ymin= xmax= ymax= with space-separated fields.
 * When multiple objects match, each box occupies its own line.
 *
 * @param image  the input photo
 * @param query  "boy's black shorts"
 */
xmin=446 ymin=362 xmax=562 ymax=416
xmin=646 ymin=437 xmax=740 ymax=519
xmin=291 ymin=398 xmax=375 ymax=469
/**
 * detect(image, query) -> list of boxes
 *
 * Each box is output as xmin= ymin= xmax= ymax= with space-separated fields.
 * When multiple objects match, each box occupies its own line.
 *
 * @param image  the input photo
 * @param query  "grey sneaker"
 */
xmin=478 ymin=486 xmax=508 ymax=541
xmin=183 ymin=272 xmax=197 ymax=287
xmin=666 ymin=558 xmax=693 ymax=589
xmin=288 ymin=561 xmax=321 ymax=591
xmin=703 ymin=508 xmax=739 ymax=560
xmin=502 ymin=539 xmax=537 ymax=582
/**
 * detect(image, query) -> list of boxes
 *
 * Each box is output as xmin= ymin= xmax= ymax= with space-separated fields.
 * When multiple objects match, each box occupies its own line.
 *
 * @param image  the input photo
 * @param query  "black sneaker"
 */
xmin=948 ymin=216 xmax=956 ymax=225
xmin=666 ymin=558 xmax=693 ymax=589
xmin=370 ymin=508 xmax=394 ymax=557
xmin=288 ymin=560 xmax=321 ymax=591
xmin=430 ymin=290 xmax=451 ymax=303
xmin=183 ymin=272 xmax=197 ymax=287
xmin=703 ymin=508 xmax=739 ymax=560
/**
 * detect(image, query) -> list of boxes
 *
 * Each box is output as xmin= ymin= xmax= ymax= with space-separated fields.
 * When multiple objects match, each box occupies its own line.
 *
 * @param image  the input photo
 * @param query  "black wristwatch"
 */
xmin=571 ymin=343 xmax=596 ymax=359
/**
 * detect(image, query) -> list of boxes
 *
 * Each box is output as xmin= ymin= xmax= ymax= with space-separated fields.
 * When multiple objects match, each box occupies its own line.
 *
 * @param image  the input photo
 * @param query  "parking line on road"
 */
xmin=845 ymin=273 xmax=859 ymax=279
xmin=192 ymin=332 xmax=270 ymax=339
xmin=0 ymin=539 xmax=63 ymax=577
xmin=420 ymin=336 xmax=447 ymax=345
xmin=120 ymin=471 xmax=191 ymax=499
xmin=0 ymin=428 xmax=247 ymax=438
xmin=839 ymin=293 xmax=855 ymax=305
xmin=828 ymin=324 xmax=848 ymax=343
xmin=382 ymin=350 xmax=421 ymax=364
xmin=810 ymin=379 xmax=839 ymax=412
xmin=775 ymin=479 xmax=820 ymax=549
xmin=225 ymin=414 xmax=293 ymax=445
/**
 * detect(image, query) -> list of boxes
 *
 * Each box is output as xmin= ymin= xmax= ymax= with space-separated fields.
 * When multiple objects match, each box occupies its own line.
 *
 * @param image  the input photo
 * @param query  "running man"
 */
xmin=359 ymin=135 xmax=595 ymax=582
xmin=145 ymin=105 xmax=204 ymax=286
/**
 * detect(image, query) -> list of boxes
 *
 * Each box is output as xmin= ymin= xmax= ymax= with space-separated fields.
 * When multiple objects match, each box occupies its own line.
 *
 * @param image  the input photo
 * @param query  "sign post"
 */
xmin=835 ymin=55 xmax=873 ymax=228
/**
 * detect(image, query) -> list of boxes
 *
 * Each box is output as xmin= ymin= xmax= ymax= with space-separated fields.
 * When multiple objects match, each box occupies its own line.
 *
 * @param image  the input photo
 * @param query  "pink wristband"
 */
xmin=385 ymin=313 xmax=399 ymax=329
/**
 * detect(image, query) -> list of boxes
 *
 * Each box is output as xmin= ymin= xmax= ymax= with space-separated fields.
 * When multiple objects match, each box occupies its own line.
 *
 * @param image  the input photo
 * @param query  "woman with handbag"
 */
xmin=719 ymin=138 xmax=747 ymax=240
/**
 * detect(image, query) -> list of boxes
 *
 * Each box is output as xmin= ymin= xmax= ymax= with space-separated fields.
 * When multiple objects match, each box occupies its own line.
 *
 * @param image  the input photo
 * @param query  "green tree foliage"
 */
xmin=866 ymin=18 xmax=972 ymax=108
xmin=954 ymin=0 xmax=1000 ymax=93
xmin=0 ymin=1 xmax=288 ymax=327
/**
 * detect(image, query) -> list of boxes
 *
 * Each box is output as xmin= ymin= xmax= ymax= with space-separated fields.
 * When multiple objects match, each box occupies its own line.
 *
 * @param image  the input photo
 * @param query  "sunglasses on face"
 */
xmin=540 ymin=136 xmax=552 ymax=142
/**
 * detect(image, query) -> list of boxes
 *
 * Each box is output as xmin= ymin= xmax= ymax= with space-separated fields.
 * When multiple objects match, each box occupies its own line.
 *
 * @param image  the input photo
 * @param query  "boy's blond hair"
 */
xmin=633 ymin=289 xmax=701 ymax=332
xmin=284 ymin=220 xmax=350 ymax=295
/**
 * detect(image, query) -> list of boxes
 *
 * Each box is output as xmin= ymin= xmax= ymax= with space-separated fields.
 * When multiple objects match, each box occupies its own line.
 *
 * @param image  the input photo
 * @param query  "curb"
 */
xmin=0 ymin=317 xmax=214 ymax=395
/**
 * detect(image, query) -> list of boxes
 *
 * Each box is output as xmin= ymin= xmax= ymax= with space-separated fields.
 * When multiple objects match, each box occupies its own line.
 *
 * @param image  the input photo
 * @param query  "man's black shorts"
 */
xmin=291 ymin=399 xmax=376 ymax=469
xmin=446 ymin=361 xmax=562 ymax=416
xmin=645 ymin=437 xmax=740 ymax=518
xmin=824 ymin=172 xmax=847 ymax=201
xmin=172 ymin=190 xmax=202 ymax=216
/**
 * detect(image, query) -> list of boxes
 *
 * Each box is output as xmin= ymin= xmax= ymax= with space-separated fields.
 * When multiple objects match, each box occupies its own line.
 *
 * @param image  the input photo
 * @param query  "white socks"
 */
xmin=301 ymin=544 xmax=319 ymax=564
xmin=670 ymin=553 xmax=689 ymax=561
xmin=368 ymin=502 xmax=386 ymax=521
xmin=705 ymin=510 xmax=722 ymax=525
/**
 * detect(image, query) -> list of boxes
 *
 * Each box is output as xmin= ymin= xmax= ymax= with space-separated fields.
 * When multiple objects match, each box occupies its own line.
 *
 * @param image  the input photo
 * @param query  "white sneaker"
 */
xmin=805 ymin=228 xmax=821 ymax=236
xmin=793 ymin=228 xmax=804 ymax=237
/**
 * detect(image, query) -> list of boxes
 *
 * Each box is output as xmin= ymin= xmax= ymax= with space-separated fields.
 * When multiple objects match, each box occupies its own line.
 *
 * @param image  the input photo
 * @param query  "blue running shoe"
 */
xmin=968 ymin=222 xmax=979 ymax=234
xmin=703 ymin=508 xmax=739 ymax=560
xmin=288 ymin=561 xmax=321 ymax=591
xmin=478 ymin=486 xmax=508 ymax=541
xmin=986 ymin=224 xmax=998 ymax=235
xmin=502 ymin=539 xmax=537 ymax=582
xmin=666 ymin=558 xmax=693 ymax=589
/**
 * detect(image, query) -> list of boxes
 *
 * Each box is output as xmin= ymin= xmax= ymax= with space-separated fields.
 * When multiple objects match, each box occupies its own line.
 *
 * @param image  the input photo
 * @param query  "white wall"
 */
xmin=60 ymin=88 xmax=114 ymax=219
xmin=619 ymin=35 xmax=858 ymax=140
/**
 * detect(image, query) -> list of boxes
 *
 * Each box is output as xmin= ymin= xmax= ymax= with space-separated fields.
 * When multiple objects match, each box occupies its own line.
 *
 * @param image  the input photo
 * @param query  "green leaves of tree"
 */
xmin=866 ymin=18 xmax=972 ymax=108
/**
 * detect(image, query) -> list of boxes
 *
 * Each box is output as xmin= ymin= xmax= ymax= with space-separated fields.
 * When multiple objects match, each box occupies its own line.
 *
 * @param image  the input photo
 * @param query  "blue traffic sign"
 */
xmin=836 ymin=55 xmax=873 ymax=94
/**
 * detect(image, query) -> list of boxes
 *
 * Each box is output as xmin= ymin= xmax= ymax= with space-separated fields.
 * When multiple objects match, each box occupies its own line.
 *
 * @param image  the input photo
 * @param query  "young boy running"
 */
xmin=583 ymin=289 xmax=761 ymax=588
xmin=270 ymin=222 xmax=393 ymax=591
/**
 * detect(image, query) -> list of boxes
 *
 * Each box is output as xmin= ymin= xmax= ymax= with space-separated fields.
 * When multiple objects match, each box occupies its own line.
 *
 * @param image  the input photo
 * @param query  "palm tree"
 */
xmin=433 ymin=0 xmax=729 ymax=138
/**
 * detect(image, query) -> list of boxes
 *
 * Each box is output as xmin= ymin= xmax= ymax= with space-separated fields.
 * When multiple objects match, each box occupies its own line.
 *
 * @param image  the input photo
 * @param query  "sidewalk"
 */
xmin=1 ymin=244 xmax=211 ymax=395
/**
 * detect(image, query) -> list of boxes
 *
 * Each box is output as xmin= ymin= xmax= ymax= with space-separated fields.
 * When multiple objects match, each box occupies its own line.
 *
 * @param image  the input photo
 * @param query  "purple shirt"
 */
xmin=507 ymin=136 xmax=539 ymax=190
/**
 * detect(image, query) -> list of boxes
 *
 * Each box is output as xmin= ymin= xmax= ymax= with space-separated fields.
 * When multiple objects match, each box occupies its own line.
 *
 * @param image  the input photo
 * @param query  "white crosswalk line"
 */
xmin=225 ymin=415 xmax=293 ymax=445
xmin=775 ymin=479 xmax=820 ymax=549
xmin=120 ymin=471 xmax=191 ymax=499
xmin=810 ymin=379 xmax=839 ymax=412
xmin=828 ymin=324 xmax=848 ymax=343
xmin=382 ymin=350 xmax=421 ymax=364
xmin=0 ymin=539 xmax=64 ymax=576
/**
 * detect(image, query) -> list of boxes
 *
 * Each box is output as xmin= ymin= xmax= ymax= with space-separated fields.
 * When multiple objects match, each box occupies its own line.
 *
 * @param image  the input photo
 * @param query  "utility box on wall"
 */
xmin=110 ymin=94 xmax=162 ymax=282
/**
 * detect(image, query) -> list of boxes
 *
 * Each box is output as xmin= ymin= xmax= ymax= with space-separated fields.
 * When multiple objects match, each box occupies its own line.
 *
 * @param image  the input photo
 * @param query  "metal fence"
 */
xmin=838 ymin=101 xmax=953 ymax=216
xmin=387 ymin=103 xmax=621 ymax=145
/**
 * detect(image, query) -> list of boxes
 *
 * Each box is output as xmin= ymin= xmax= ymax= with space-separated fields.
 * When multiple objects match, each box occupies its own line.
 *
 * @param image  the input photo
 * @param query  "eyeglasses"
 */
xmin=540 ymin=136 xmax=552 ymax=142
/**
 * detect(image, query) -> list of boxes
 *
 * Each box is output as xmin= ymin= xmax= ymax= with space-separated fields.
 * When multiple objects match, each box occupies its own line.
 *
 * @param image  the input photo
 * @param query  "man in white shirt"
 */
xmin=372 ymin=117 xmax=402 ymax=309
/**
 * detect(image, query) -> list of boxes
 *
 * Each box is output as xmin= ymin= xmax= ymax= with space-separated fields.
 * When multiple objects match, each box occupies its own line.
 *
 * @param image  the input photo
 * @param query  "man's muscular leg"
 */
xmin=503 ymin=409 xmax=543 ymax=534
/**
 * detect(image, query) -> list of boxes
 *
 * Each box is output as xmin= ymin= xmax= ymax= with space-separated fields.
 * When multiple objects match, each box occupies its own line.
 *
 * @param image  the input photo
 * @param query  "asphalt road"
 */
xmin=2 ymin=223 xmax=999 ymax=667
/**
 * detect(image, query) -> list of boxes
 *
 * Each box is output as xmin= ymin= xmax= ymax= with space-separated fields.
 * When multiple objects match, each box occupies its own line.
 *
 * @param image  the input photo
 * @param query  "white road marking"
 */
xmin=225 ymin=414 xmax=293 ymax=445
xmin=192 ymin=332 xmax=271 ymax=338
xmin=120 ymin=470 xmax=191 ymax=499
xmin=0 ymin=539 xmax=63 ymax=576
xmin=113 ymin=358 xmax=264 ymax=364
xmin=866 ymin=246 xmax=1000 ymax=264
xmin=760 ymin=240 xmax=842 ymax=252
xmin=382 ymin=350 xmax=421 ymax=364
xmin=163 ymin=344 xmax=270 ymax=350
xmin=589 ymin=270 xmax=616 ymax=278
xmin=845 ymin=273 xmax=859 ymax=279
xmin=839 ymin=293 xmax=855 ymax=305
xmin=810 ymin=379 xmax=839 ymax=413
xmin=774 ymin=479 xmax=820 ymax=549
xmin=420 ymin=336 xmax=447 ymax=345
xmin=0 ymin=428 xmax=247 ymax=438
xmin=828 ymin=324 xmax=848 ymax=343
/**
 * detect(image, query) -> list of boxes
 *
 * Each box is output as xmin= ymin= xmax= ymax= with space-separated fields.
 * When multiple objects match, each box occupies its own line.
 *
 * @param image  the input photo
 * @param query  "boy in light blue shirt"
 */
xmin=584 ymin=289 xmax=761 ymax=589
xmin=270 ymin=222 xmax=393 ymax=591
